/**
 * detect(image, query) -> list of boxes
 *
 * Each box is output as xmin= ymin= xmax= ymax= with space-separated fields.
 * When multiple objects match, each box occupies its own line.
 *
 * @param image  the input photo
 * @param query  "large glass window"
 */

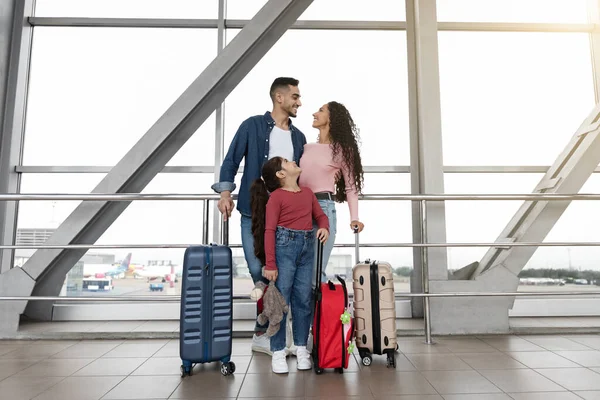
xmin=17 ymin=173 xmax=217 ymax=297
xmin=439 ymin=32 xmax=595 ymax=166
xmin=226 ymin=0 xmax=406 ymax=21
xmin=444 ymin=173 xmax=544 ymax=270
xmin=224 ymin=29 xmax=410 ymax=167
xmin=526 ymin=174 xmax=600 ymax=279
xmin=445 ymin=173 xmax=600 ymax=293
xmin=34 ymin=0 xmax=218 ymax=18
xmin=24 ymin=27 xmax=218 ymax=166
xmin=436 ymin=0 xmax=588 ymax=23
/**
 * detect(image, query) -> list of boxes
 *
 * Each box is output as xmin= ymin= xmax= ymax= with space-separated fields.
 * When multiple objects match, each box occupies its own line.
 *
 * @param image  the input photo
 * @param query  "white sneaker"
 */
xmin=271 ymin=350 xmax=288 ymax=374
xmin=252 ymin=333 xmax=272 ymax=356
xmin=296 ymin=346 xmax=312 ymax=370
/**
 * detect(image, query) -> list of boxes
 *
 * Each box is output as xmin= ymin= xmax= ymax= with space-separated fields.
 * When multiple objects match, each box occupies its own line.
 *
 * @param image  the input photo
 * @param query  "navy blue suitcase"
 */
xmin=179 ymin=221 xmax=235 ymax=377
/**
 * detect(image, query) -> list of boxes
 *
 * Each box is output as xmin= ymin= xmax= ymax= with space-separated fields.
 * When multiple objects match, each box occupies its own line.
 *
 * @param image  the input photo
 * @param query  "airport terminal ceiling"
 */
xmin=2 ymin=0 xmax=600 ymax=328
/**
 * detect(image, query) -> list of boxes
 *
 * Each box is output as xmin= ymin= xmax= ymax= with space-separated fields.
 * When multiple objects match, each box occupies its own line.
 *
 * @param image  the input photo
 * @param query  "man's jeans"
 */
xmin=241 ymin=214 xmax=268 ymax=333
xmin=269 ymin=227 xmax=314 ymax=352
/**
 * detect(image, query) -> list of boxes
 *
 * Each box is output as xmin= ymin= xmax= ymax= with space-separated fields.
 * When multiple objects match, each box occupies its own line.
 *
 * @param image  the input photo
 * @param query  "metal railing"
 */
xmin=2 ymin=192 xmax=600 ymax=345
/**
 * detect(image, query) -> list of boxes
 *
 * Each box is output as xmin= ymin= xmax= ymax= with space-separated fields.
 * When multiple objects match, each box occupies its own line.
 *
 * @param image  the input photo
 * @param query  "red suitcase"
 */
xmin=312 ymin=242 xmax=354 ymax=374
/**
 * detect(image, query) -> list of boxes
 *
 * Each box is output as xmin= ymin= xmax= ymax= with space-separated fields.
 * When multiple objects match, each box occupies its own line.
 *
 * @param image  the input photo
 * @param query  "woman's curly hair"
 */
xmin=326 ymin=101 xmax=364 ymax=203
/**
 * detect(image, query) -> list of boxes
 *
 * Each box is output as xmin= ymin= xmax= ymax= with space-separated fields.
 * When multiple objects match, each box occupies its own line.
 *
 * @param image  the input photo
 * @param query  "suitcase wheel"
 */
xmin=220 ymin=361 xmax=236 ymax=376
xmin=314 ymin=366 xmax=324 ymax=375
xmin=335 ymin=367 xmax=344 ymax=374
xmin=361 ymin=354 xmax=372 ymax=367
xmin=180 ymin=364 xmax=193 ymax=377
xmin=386 ymin=353 xmax=396 ymax=369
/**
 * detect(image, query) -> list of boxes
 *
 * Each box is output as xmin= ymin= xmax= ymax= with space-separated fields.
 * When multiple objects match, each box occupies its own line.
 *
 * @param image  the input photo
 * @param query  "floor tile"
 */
xmin=563 ymin=336 xmax=600 ymax=350
xmin=237 ymin=372 xmax=306 ymax=398
xmin=132 ymin=357 xmax=185 ymax=375
xmin=505 ymin=352 xmax=580 ymax=369
xmin=0 ymin=345 xmax=23 ymax=357
xmin=153 ymin=340 xmax=179 ymax=358
xmin=478 ymin=369 xmax=565 ymax=392
xmin=307 ymin=396 xmax=374 ymax=400
xmin=32 ymin=376 xmax=123 ymax=400
xmin=368 ymin=371 xmax=438 ymax=396
xmin=19 ymin=358 xmax=95 ymax=376
xmin=396 ymin=340 xmax=452 ymax=354
xmin=103 ymin=375 xmax=182 ymax=399
xmin=421 ymin=370 xmax=501 ymax=394
xmin=406 ymin=353 xmax=472 ymax=371
xmin=520 ymin=337 xmax=592 ymax=351
xmin=168 ymin=373 xmax=243 ymax=398
xmin=575 ymin=391 xmax=600 ymax=400
xmin=535 ymin=368 xmax=600 ymax=391
xmin=458 ymin=352 xmax=527 ymax=370
xmin=304 ymin=371 xmax=374 ymax=397
xmin=508 ymin=392 xmax=583 ymax=399
xmin=0 ymin=358 xmax=41 ymax=380
xmin=1 ymin=344 xmax=75 ymax=359
xmin=73 ymin=357 xmax=147 ymax=376
xmin=0 ymin=375 xmax=64 ymax=400
xmin=435 ymin=338 xmax=498 ymax=353
xmin=480 ymin=337 xmax=545 ymax=352
xmin=102 ymin=342 xmax=166 ymax=358
xmin=553 ymin=351 xmax=600 ymax=367
xmin=372 ymin=396 xmax=442 ymax=400
xmin=442 ymin=395 xmax=511 ymax=400
xmin=50 ymin=342 xmax=120 ymax=359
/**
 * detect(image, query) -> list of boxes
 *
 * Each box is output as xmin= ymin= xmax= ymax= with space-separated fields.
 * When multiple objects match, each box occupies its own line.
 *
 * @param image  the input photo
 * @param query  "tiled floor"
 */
xmin=1 ymin=335 xmax=600 ymax=399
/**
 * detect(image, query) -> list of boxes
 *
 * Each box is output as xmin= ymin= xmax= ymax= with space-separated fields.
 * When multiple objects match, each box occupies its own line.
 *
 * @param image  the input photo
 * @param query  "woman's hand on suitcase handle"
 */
xmin=263 ymin=269 xmax=278 ymax=282
xmin=350 ymin=220 xmax=364 ymax=233
xmin=317 ymin=228 xmax=329 ymax=243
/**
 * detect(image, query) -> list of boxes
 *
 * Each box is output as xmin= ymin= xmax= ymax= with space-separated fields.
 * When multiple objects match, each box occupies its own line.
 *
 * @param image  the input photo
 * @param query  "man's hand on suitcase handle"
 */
xmin=217 ymin=191 xmax=234 ymax=221
xmin=350 ymin=220 xmax=364 ymax=233
xmin=263 ymin=269 xmax=278 ymax=282
xmin=317 ymin=228 xmax=329 ymax=243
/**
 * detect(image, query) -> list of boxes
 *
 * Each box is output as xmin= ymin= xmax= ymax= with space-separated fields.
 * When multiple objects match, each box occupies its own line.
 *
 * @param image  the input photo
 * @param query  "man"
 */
xmin=212 ymin=77 xmax=307 ymax=355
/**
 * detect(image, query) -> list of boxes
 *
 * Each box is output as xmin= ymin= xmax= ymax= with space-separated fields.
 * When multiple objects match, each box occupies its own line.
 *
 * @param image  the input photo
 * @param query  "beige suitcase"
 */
xmin=352 ymin=230 xmax=397 ymax=368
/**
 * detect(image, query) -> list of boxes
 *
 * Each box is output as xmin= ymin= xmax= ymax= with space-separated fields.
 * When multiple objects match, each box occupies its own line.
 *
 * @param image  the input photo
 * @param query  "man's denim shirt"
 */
xmin=211 ymin=111 xmax=307 ymax=217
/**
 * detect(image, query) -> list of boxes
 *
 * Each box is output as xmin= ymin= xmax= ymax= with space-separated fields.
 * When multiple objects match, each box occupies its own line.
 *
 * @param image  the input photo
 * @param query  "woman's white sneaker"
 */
xmin=296 ymin=346 xmax=312 ymax=370
xmin=271 ymin=350 xmax=289 ymax=374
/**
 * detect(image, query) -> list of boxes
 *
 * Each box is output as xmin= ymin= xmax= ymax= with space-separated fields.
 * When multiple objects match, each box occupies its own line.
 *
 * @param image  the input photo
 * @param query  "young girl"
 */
xmin=250 ymin=156 xmax=329 ymax=374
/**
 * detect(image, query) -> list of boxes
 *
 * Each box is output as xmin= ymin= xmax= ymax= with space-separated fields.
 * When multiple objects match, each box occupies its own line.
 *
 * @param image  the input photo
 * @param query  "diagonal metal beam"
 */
xmin=472 ymin=104 xmax=600 ymax=279
xmin=21 ymin=0 xmax=314 ymax=320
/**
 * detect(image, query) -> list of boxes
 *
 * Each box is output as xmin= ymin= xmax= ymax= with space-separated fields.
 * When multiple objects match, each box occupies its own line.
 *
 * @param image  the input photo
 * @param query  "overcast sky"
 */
xmin=14 ymin=0 xmax=600 ymax=283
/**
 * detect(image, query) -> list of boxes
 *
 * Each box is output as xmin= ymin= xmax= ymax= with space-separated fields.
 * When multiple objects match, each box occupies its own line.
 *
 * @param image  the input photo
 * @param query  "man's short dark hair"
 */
xmin=269 ymin=77 xmax=299 ymax=101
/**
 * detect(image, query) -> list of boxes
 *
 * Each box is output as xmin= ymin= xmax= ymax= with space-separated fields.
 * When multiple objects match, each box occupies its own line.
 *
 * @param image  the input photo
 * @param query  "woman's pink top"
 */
xmin=298 ymin=143 xmax=359 ymax=221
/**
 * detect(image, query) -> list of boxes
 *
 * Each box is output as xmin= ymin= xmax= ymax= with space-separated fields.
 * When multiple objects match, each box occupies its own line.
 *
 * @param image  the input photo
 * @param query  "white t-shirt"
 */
xmin=268 ymin=126 xmax=294 ymax=161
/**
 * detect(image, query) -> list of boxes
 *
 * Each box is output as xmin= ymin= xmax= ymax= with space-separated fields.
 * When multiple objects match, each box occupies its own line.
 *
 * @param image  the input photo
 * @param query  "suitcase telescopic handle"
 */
xmin=313 ymin=240 xmax=324 ymax=300
xmin=353 ymin=226 xmax=360 ymax=264
xmin=221 ymin=218 xmax=229 ymax=246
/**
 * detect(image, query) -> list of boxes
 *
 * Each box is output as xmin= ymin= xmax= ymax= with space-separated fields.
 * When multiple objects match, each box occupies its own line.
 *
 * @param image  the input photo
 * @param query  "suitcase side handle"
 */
xmin=353 ymin=226 xmax=360 ymax=264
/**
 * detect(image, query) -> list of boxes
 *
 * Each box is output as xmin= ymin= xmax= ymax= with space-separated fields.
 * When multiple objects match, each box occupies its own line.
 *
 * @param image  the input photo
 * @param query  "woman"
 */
xmin=299 ymin=101 xmax=365 ymax=283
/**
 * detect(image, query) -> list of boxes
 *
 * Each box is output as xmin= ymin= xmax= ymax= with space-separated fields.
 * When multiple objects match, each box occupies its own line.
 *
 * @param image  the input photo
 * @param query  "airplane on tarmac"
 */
xmin=103 ymin=253 xmax=133 ymax=278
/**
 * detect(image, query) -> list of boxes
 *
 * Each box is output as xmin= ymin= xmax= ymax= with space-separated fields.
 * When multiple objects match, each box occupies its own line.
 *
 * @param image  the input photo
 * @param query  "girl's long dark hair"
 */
xmin=327 ymin=101 xmax=364 ymax=203
xmin=250 ymin=157 xmax=284 ymax=265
